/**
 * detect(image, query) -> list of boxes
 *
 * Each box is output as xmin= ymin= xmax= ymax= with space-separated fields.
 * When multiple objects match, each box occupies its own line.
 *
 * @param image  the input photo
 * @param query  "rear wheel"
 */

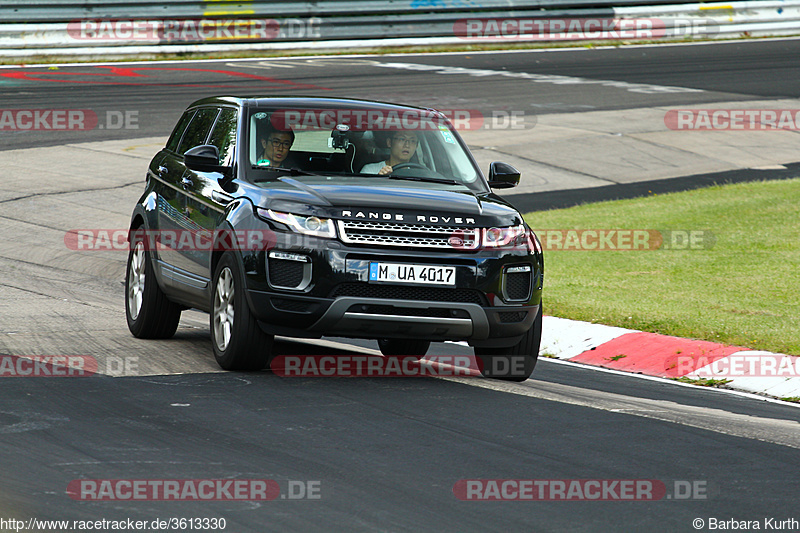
xmin=377 ymin=339 xmax=431 ymax=357
xmin=475 ymin=305 xmax=542 ymax=382
xmin=211 ymin=253 xmax=274 ymax=371
xmin=125 ymin=236 xmax=181 ymax=339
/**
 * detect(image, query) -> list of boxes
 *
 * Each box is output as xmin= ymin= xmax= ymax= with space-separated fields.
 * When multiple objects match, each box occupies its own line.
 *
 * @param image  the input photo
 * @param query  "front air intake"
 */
xmin=268 ymin=251 xmax=311 ymax=290
xmin=503 ymin=265 xmax=532 ymax=302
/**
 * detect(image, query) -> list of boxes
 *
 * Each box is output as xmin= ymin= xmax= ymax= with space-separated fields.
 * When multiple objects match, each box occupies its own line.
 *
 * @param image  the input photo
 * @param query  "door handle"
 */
xmin=181 ymin=177 xmax=193 ymax=188
xmin=158 ymin=165 xmax=168 ymax=174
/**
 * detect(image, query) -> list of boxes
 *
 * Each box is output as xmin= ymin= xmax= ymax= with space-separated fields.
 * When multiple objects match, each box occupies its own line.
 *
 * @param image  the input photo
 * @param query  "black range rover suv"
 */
xmin=126 ymin=97 xmax=543 ymax=380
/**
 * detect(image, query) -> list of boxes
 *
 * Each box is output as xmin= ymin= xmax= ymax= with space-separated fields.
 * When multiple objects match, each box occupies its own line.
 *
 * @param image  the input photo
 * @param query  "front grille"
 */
xmin=268 ymin=258 xmax=305 ymax=288
xmin=330 ymin=283 xmax=487 ymax=306
xmin=338 ymin=220 xmax=479 ymax=250
xmin=505 ymin=270 xmax=532 ymax=301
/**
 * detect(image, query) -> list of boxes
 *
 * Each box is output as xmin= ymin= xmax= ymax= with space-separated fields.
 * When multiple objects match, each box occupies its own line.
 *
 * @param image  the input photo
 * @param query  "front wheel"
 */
xmin=125 ymin=236 xmax=181 ymax=339
xmin=211 ymin=253 xmax=274 ymax=371
xmin=475 ymin=305 xmax=542 ymax=382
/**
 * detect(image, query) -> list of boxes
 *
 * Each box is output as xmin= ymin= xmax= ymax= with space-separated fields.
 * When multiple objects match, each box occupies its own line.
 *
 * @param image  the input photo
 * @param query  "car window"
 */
xmin=165 ymin=109 xmax=196 ymax=153
xmin=207 ymin=108 xmax=238 ymax=167
xmin=177 ymin=107 xmax=220 ymax=156
xmin=245 ymin=107 xmax=485 ymax=191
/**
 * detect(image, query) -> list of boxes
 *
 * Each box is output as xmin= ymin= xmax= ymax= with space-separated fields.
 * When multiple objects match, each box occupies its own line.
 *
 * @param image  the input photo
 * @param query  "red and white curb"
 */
xmin=541 ymin=316 xmax=800 ymax=401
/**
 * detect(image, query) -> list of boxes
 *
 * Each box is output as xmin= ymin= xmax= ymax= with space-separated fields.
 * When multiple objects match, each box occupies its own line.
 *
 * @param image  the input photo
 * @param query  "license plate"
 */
xmin=369 ymin=263 xmax=455 ymax=286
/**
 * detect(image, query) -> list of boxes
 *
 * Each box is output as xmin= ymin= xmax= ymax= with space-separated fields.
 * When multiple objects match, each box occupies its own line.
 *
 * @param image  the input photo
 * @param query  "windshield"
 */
xmin=245 ymin=106 xmax=486 ymax=192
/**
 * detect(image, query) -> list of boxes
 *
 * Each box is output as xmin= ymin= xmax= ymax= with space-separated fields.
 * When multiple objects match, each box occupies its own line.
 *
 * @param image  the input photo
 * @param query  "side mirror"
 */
xmin=184 ymin=145 xmax=227 ymax=174
xmin=487 ymin=162 xmax=520 ymax=189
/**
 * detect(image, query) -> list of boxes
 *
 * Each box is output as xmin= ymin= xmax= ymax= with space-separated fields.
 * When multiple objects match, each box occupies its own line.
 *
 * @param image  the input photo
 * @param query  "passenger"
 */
xmin=360 ymin=131 xmax=419 ymax=175
xmin=258 ymin=128 xmax=294 ymax=167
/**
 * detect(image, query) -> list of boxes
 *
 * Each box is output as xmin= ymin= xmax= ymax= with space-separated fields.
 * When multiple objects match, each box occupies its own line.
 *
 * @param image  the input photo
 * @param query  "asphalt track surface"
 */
xmin=1 ymin=40 xmax=800 ymax=531
xmin=3 ymin=38 xmax=800 ymax=152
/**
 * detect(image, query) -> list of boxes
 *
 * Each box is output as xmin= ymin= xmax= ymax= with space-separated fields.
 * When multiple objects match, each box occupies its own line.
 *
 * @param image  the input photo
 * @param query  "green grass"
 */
xmin=672 ymin=377 xmax=733 ymax=388
xmin=524 ymin=178 xmax=800 ymax=356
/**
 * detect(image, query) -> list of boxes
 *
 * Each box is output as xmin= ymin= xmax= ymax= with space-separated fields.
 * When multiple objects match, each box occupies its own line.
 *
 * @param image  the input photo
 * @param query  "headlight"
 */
xmin=482 ymin=224 xmax=527 ymax=248
xmin=257 ymin=208 xmax=336 ymax=238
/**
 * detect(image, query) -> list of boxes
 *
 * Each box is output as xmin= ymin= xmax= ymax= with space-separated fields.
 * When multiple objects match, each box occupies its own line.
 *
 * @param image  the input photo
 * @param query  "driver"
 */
xmin=258 ymin=128 xmax=294 ymax=167
xmin=360 ymin=131 xmax=419 ymax=175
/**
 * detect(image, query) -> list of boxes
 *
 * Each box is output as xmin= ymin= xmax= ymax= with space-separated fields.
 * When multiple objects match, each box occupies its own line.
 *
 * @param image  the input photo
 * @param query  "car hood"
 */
xmin=252 ymin=178 xmax=524 ymax=227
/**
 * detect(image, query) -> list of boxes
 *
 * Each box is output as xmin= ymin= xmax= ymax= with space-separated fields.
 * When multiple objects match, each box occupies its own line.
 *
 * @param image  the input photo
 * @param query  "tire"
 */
xmin=475 ymin=305 xmax=542 ymax=382
xmin=377 ymin=338 xmax=431 ymax=357
xmin=126 ymin=236 xmax=181 ymax=339
xmin=211 ymin=252 xmax=274 ymax=371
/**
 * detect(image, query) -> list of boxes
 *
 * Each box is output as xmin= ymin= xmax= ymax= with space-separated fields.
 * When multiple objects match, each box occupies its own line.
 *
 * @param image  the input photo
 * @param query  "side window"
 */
xmin=165 ymin=109 xmax=196 ymax=153
xmin=177 ymin=107 xmax=220 ymax=156
xmin=208 ymin=108 xmax=238 ymax=166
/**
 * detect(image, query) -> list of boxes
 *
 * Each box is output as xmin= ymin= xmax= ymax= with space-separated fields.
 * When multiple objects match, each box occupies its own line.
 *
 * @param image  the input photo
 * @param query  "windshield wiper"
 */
xmin=387 ymin=175 xmax=458 ymax=185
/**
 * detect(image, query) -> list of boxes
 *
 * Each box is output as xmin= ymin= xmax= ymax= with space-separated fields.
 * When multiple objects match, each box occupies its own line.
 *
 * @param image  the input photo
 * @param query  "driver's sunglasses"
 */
xmin=392 ymin=136 xmax=418 ymax=146
xmin=269 ymin=138 xmax=292 ymax=149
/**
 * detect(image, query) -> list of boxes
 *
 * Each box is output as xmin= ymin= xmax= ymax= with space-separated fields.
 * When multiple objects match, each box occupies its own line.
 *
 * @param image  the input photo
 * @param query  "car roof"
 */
xmin=185 ymin=96 xmax=433 ymax=114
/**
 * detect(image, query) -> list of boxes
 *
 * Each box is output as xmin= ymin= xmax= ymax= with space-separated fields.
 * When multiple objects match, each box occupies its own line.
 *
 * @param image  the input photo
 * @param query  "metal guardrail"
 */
xmin=0 ymin=0 xmax=709 ymax=23
xmin=0 ymin=1 xmax=798 ymax=56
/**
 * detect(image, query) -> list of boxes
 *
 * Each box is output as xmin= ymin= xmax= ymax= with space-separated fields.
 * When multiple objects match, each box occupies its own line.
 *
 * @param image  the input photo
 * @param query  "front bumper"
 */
xmin=248 ymin=288 xmax=539 ymax=348
xmin=241 ymin=234 xmax=542 ymax=346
